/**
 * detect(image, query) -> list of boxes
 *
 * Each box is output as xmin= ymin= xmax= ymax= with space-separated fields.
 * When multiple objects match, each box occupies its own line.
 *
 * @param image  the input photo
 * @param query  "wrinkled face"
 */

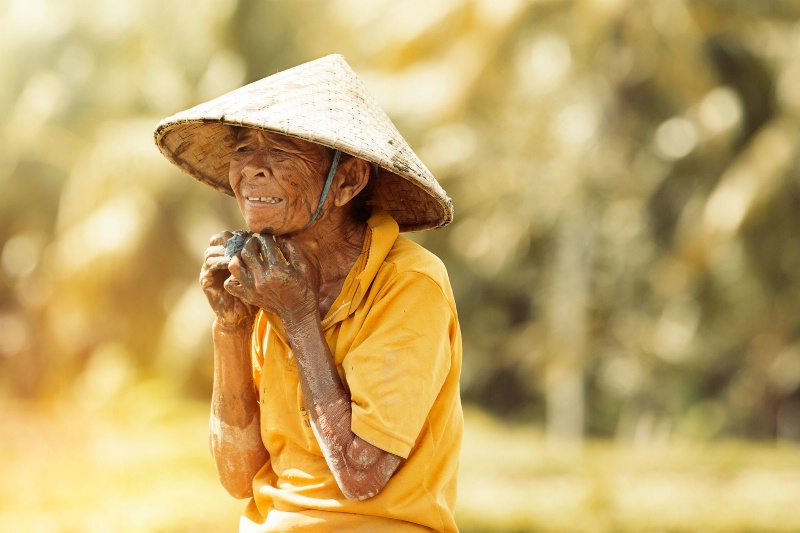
xmin=228 ymin=128 xmax=332 ymax=234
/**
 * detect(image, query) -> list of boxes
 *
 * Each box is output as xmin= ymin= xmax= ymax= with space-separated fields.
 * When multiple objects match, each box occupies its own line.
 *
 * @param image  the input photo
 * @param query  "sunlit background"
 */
xmin=2 ymin=0 xmax=800 ymax=531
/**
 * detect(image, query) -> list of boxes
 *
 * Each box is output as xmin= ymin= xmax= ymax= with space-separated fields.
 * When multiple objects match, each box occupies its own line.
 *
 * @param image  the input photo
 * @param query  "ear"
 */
xmin=333 ymin=157 xmax=370 ymax=207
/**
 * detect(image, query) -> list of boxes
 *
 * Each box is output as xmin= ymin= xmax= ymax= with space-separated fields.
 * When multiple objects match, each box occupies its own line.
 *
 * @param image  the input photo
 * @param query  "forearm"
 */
xmin=285 ymin=313 xmax=401 ymax=501
xmin=209 ymin=318 xmax=268 ymax=499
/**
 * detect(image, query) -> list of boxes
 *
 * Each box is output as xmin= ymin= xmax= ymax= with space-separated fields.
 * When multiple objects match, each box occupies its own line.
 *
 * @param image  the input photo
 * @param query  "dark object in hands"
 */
xmin=225 ymin=231 xmax=251 ymax=258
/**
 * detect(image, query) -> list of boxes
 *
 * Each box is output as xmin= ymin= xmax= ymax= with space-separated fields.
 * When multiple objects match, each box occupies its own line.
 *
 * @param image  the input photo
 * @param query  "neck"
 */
xmin=292 ymin=211 xmax=368 ymax=315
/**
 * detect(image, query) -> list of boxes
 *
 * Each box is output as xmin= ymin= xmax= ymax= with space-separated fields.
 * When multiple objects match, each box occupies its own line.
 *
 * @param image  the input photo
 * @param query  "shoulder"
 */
xmin=379 ymin=236 xmax=456 ymax=309
xmin=384 ymin=236 xmax=447 ymax=278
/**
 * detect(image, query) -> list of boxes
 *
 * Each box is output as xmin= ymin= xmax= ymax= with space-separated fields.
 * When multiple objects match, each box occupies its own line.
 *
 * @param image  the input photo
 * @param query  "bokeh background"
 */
xmin=2 ymin=0 xmax=800 ymax=531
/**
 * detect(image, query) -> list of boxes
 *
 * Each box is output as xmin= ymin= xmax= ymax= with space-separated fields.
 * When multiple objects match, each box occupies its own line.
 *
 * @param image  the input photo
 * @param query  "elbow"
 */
xmin=214 ymin=454 xmax=257 ymax=498
xmin=336 ymin=448 xmax=402 ymax=501
xmin=209 ymin=443 xmax=260 ymax=499
xmin=220 ymin=475 xmax=254 ymax=500
xmin=213 ymin=457 xmax=260 ymax=499
xmin=341 ymin=485 xmax=381 ymax=501
xmin=208 ymin=419 xmax=267 ymax=499
xmin=338 ymin=474 xmax=390 ymax=501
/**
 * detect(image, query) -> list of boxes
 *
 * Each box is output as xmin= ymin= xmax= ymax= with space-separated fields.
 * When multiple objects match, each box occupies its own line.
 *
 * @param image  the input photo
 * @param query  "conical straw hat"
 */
xmin=154 ymin=54 xmax=453 ymax=232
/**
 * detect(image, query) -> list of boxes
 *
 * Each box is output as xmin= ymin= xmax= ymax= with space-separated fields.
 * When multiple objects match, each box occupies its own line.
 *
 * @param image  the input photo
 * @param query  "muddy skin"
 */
xmin=228 ymin=129 xmax=335 ymax=234
xmin=209 ymin=411 xmax=263 ymax=488
xmin=210 ymin=126 xmax=400 ymax=501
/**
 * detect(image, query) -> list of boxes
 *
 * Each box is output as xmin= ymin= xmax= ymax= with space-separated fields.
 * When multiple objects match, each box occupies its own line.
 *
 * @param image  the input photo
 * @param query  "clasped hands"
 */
xmin=201 ymin=231 xmax=320 ymax=329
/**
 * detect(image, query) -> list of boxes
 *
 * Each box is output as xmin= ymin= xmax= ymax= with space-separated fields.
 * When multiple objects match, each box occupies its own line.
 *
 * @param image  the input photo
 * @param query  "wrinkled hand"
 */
xmin=225 ymin=234 xmax=320 ymax=327
xmin=200 ymin=231 xmax=258 ymax=328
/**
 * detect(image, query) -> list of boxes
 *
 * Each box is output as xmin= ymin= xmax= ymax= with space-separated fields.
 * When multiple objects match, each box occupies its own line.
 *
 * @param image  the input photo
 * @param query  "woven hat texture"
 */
xmin=154 ymin=54 xmax=453 ymax=232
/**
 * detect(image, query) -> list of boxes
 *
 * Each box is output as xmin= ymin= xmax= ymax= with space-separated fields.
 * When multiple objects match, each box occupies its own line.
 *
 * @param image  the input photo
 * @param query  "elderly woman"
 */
xmin=155 ymin=55 xmax=462 ymax=532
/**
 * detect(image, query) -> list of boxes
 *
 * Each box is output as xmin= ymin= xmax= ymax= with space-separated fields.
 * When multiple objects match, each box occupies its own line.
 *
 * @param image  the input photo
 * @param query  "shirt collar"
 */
xmin=261 ymin=208 xmax=400 ymax=340
xmin=321 ymin=208 xmax=398 ymax=329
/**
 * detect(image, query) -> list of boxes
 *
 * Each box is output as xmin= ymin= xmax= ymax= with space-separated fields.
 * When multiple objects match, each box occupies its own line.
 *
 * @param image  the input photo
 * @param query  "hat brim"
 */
xmin=153 ymin=54 xmax=453 ymax=232
xmin=155 ymin=119 xmax=453 ymax=232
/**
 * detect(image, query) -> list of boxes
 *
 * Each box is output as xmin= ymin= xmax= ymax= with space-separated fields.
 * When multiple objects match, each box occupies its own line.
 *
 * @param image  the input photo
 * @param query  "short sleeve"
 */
xmin=343 ymin=272 xmax=455 ymax=459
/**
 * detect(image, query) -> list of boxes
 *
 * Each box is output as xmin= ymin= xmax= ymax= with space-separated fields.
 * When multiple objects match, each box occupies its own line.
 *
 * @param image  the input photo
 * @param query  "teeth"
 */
xmin=247 ymin=197 xmax=281 ymax=204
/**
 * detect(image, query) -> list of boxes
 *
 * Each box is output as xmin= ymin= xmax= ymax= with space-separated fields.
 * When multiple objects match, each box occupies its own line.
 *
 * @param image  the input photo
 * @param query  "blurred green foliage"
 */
xmin=1 ymin=0 xmax=800 ymax=447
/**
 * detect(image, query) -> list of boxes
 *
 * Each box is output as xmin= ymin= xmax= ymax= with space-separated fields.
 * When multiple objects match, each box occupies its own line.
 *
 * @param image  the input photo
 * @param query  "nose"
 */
xmin=240 ymin=151 xmax=270 ymax=181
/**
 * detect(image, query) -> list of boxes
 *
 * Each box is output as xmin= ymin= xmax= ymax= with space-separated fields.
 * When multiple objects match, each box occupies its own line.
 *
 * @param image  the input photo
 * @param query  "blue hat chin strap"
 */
xmin=304 ymin=149 xmax=341 ymax=229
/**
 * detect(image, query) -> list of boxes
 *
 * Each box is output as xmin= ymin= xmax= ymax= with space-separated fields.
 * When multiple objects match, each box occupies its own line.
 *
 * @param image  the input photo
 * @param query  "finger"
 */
xmin=227 ymin=256 xmax=247 ymax=278
xmin=276 ymin=238 xmax=301 ymax=266
xmin=204 ymin=255 xmax=231 ymax=273
xmin=240 ymin=233 xmax=265 ymax=265
xmin=255 ymin=233 xmax=288 ymax=269
xmin=223 ymin=275 xmax=244 ymax=297
xmin=241 ymin=233 xmax=280 ymax=271
xmin=209 ymin=230 xmax=235 ymax=246
xmin=204 ymin=244 xmax=227 ymax=261
xmin=200 ymin=273 xmax=228 ymax=291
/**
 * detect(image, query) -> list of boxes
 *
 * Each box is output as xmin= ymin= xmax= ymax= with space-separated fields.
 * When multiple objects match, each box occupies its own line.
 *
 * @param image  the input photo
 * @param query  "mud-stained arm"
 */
xmin=224 ymin=234 xmax=401 ymax=500
xmin=285 ymin=313 xmax=402 ymax=501
xmin=209 ymin=319 xmax=269 ymax=499
xmin=200 ymin=231 xmax=267 ymax=499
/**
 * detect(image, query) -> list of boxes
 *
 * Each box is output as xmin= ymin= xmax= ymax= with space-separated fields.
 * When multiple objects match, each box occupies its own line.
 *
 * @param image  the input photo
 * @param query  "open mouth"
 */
xmin=246 ymin=196 xmax=282 ymax=204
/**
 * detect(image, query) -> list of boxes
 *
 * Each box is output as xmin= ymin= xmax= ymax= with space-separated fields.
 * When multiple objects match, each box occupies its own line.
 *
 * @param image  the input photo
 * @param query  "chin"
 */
xmin=246 ymin=223 xmax=274 ymax=234
xmin=242 ymin=214 xmax=274 ymax=233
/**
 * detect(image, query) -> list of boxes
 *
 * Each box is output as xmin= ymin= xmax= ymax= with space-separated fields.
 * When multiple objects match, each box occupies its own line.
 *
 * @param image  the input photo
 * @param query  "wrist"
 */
xmin=282 ymin=309 xmax=320 ymax=343
xmin=213 ymin=315 xmax=255 ymax=335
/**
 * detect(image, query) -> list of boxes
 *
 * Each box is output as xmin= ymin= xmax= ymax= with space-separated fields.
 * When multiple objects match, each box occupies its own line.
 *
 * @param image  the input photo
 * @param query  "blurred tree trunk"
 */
xmin=545 ymin=197 xmax=595 ymax=450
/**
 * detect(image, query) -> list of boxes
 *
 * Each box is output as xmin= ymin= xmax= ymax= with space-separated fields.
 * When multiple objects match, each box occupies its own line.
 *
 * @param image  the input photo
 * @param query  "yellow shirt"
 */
xmin=241 ymin=209 xmax=463 ymax=532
